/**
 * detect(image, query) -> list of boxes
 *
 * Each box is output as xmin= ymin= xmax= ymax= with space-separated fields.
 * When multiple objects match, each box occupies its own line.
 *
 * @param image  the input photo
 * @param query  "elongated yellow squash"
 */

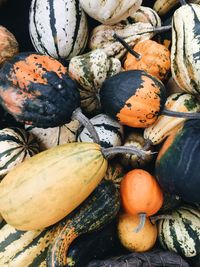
xmin=0 ymin=143 xmax=107 ymax=231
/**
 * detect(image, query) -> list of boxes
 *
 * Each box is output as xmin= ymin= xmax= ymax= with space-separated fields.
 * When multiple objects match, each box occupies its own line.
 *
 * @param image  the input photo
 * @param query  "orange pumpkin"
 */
xmin=120 ymin=169 xmax=163 ymax=232
xmin=124 ymin=40 xmax=171 ymax=81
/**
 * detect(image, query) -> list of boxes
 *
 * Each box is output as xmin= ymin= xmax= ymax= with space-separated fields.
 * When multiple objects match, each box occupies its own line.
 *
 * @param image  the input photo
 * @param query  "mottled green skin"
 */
xmin=156 ymin=120 xmax=200 ymax=204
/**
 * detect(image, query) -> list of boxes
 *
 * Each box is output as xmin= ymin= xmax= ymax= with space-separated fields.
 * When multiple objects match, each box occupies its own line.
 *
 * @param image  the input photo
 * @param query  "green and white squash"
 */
xmin=158 ymin=205 xmax=200 ymax=258
xmin=171 ymin=3 xmax=200 ymax=95
xmin=0 ymin=127 xmax=39 ymax=178
xmin=29 ymin=0 xmax=88 ymax=60
xmin=144 ymin=93 xmax=200 ymax=145
xmin=69 ymin=49 xmax=121 ymax=114
xmin=79 ymin=0 xmax=142 ymax=25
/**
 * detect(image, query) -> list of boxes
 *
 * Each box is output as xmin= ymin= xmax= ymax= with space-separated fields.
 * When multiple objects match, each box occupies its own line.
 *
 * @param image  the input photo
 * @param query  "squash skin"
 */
xmin=156 ymin=120 xmax=200 ymax=203
xmin=0 ymin=142 xmax=108 ymax=230
xmin=0 ymin=52 xmax=80 ymax=128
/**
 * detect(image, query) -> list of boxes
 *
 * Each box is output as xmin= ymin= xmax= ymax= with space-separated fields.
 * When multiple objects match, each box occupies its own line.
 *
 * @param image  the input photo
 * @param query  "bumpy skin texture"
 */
xmin=0 ymin=52 xmax=80 ymax=128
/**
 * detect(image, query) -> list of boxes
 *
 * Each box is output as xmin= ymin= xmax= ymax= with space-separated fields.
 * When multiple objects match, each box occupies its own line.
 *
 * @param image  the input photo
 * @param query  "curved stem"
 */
xmin=150 ymin=215 xmax=173 ymax=224
xmin=134 ymin=213 xmax=146 ymax=233
xmin=113 ymin=33 xmax=141 ymax=60
xmin=101 ymin=146 xmax=152 ymax=160
xmin=71 ymin=108 xmax=100 ymax=144
xmin=162 ymin=108 xmax=200 ymax=119
xmin=179 ymin=0 xmax=187 ymax=5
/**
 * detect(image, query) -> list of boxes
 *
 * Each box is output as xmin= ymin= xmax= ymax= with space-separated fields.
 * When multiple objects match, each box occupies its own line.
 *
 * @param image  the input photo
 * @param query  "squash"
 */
xmin=124 ymin=40 xmax=171 ymax=81
xmin=29 ymin=0 xmax=88 ymax=60
xmin=104 ymin=161 xmax=124 ymax=188
xmin=156 ymin=119 xmax=200 ymax=203
xmin=47 ymin=180 xmax=120 ymax=267
xmin=118 ymin=213 xmax=157 ymax=252
xmin=171 ymin=3 xmax=200 ymax=95
xmin=144 ymin=93 xmax=200 ymax=145
xmin=100 ymin=70 xmax=166 ymax=128
xmin=0 ymin=52 xmax=80 ymax=128
xmin=25 ymin=120 xmax=80 ymax=151
xmin=79 ymin=0 xmax=142 ymax=25
xmin=120 ymin=169 xmax=163 ymax=232
xmin=0 ymin=142 xmax=145 ymax=230
xmin=0 ymin=26 xmax=18 ymax=65
xmin=77 ymin=114 xmax=124 ymax=148
xmin=158 ymin=205 xmax=200 ymax=257
xmin=68 ymin=49 xmax=121 ymax=115
xmin=0 ymin=127 xmax=39 ymax=178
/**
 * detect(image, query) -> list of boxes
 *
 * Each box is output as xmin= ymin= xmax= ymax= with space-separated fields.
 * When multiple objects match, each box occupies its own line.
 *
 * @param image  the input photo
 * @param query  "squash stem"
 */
xmin=101 ymin=146 xmax=151 ymax=160
xmin=162 ymin=109 xmax=200 ymax=119
xmin=151 ymin=25 xmax=172 ymax=34
xmin=113 ymin=33 xmax=142 ymax=60
xmin=134 ymin=213 xmax=146 ymax=233
xmin=150 ymin=215 xmax=173 ymax=223
xmin=72 ymin=108 xmax=100 ymax=144
xmin=179 ymin=0 xmax=187 ymax=5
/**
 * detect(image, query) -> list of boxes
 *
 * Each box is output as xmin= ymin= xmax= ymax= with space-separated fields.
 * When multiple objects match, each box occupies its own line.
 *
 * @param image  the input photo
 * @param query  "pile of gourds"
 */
xmin=0 ymin=0 xmax=199 ymax=266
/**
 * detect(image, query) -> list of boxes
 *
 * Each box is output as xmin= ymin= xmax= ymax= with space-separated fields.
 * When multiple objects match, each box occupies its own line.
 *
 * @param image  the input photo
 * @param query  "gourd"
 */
xmin=158 ymin=205 xmax=200 ymax=257
xmin=0 ymin=142 xmax=147 ymax=230
xmin=124 ymin=40 xmax=171 ymax=81
xmin=171 ymin=3 xmax=200 ymax=95
xmin=77 ymin=114 xmax=124 ymax=148
xmin=144 ymin=93 xmax=200 ymax=145
xmin=100 ymin=70 xmax=167 ymax=128
xmin=120 ymin=169 xmax=163 ymax=232
xmin=156 ymin=119 xmax=200 ymax=203
xmin=118 ymin=213 xmax=157 ymax=252
xmin=25 ymin=120 xmax=80 ymax=150
xmin=47 ymin=180 xmax=120 ymax=267
xmin=0 ymin=26 xmax=18 ymax=65
xmin=68 ymin=49 xmax=121 ymax=115
xmin=0 ymin=127 xmax=39 ymax=178
xmin=29 ymin=0 xmax=88 ymax=60
xmin=79 ymin=0 xmax=142 ymax=25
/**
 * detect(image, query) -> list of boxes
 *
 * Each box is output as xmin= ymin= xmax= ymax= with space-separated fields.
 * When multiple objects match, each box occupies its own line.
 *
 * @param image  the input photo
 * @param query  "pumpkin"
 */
xmin=124 ymin=40 xmax=171 ymax=81
xmin=0 ymin=127 xmax=39 ymax=178
xmin=158 ymin=205 xmax=200 ymax=257
xmin=0 ymin=142 xmax=145 ymax=230
xmin=118 ymin=213 xmax=157 ymax=252
xmin=47 ymin=180 xmax=120 ymax=267
xmin=156 ymin=119 xmax=200 ymax=203
xmin=0 ymin=26 xmax=18 ymax=65
xmin=68 ymin=49 xmax=121 ymax=115
xmin=77 ymin=114 xmax=124 ymax=148
xmin=29 ymin=0 xmax=88 ymax=60
xmin=100 ymin=70 xmax=166 ymax=128
xmin=171 ymin=3 xmax=200 ymax=95
xmin=79 ymin=0 xmax=142 ymax=25
xmin=120 ymin=169 xmax=163 ymax=232
xmin=25 ymin=120 xmax=80 ymax=151
xmin=144 ymin=93 xmax=200 ymax=145
xmin=0 ymin=52 xmax=80 ymax=128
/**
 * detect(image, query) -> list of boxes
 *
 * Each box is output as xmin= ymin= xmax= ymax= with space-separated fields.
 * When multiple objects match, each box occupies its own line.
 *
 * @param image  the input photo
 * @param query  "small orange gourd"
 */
xmin=120 ymin=169 xmax=163 ymax=232
xmin=124 ymin=40 xmax=171 ymax=81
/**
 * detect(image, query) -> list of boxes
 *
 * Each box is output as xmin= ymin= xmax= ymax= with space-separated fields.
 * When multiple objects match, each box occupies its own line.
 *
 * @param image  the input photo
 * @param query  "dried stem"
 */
xmin=179 ymin=0 xmax=187 ymax=5
xmin=134 ymin=213 xmax=146 ymax=233
xmin=162 ymin=109 xmax=200 ymax=119
xmin=150 ymin=214 xmax=173 ymax=224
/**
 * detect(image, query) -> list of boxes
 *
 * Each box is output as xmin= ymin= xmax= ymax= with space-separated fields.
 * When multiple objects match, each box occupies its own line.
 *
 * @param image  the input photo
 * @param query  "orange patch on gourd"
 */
xmin=10 ymin=54 xmax=66 ymax=89
xmin=117 ymin=75 xmax=162 ymax=128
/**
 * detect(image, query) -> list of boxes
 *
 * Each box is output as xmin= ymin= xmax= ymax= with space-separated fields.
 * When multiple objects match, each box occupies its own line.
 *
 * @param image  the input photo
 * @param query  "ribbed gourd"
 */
xmin=29 ymin=0 xmax=88 ymax=60
xmin=171 ymin=3 xmax=200 ymax=95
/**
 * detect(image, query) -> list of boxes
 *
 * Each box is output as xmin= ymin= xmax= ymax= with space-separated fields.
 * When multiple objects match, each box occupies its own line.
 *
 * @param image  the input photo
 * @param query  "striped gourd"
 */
xmin=29 ymin=0 xmax=88 ymax=60
xmin=158 ymin=205 xmax=200 ymax=258
xmin=144 ymin=93 xmax=200 ymax=145
xmin=0 ymin=127 xmax=39 ymax=178
xmin=171 ymin=3 xmax=200 ymax=95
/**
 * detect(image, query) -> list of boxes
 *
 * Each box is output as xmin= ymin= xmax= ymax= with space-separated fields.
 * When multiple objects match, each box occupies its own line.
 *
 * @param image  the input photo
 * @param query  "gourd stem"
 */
xmin=134 ymin=213 xmax=146 ymax=233
xmin=101 ymin=146 xmax=151 ymax=160
xmin=72 ymin=108 xmax=100 ymax=144
xmin=113 ymin=33 xmax=142 ymax=60
xmin=150 ymin=215 xmax=173 ymax=223
xmin=152 ymin=25 xmax=172 ymax=33
xmin=179 ymin=0 xmax=187 ymax=5
xmin=162 ymin=109 xmax=200 ymax=119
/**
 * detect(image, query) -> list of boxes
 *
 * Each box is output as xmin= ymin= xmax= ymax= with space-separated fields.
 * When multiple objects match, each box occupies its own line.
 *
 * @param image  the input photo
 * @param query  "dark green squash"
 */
xmin=156 ymin=119 xmax=200 ymax=203
xmin=0 ymin=52 xmax=80 ymax=128
xmin=47 ymin=180 xmax=120 ymax=267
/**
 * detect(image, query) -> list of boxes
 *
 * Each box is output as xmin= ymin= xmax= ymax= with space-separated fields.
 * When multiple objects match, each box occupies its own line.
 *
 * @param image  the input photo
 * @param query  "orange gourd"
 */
xmin=120 ymin=169 xmax=163 ymax=232
xmin=124 ymin=40 xmax=171 ymax=81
